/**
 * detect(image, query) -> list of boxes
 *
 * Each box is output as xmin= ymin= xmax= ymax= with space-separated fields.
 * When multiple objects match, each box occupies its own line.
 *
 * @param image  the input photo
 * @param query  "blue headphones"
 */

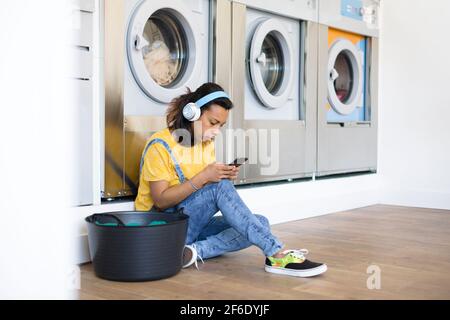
xmin=182 ymin=91 xmax=230 ymax=122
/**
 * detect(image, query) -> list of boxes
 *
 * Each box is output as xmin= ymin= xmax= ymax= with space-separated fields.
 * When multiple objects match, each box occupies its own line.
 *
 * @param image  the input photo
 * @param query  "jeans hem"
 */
xmin=264 ymin=243 xmax=284 ymax=257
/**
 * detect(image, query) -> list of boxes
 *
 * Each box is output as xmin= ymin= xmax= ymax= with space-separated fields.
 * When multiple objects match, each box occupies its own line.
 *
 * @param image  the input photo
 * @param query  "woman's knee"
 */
xmin=254 ymin=214 xmax=270 ymax=227
xmin=205 ymin=179 xmax=236 ymax=195
xmin=200 ymin=180 xmax=232 ymax=192
xmin=218 ymin=179 xmax=234 ymax=189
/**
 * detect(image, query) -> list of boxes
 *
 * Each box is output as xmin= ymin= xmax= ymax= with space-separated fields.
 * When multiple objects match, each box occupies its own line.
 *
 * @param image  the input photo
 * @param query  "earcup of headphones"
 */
xmin=182 ymin=102 xmax=201 ymax=121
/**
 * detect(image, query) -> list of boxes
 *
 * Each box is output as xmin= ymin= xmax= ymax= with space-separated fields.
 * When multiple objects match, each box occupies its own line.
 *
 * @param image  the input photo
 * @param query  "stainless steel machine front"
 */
xmin=316 ymin=0 xmax=379 ymax=176
xmin=229 ymin=0 xmax=319 ymax=185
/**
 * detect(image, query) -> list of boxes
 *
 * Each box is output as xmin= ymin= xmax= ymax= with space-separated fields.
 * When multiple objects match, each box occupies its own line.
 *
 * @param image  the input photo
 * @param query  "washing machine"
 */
xmin=102 ymin=0 xmax=226 ymax=199
xmin=316 ymin=0 xmax=379 ymax=176
xmin=228 ymin=0 xmax=319 ymax=184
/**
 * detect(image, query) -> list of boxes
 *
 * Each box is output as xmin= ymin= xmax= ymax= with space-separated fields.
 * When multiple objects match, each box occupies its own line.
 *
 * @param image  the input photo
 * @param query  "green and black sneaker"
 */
xmin=265 ymin=249 xmax=327 ymax=278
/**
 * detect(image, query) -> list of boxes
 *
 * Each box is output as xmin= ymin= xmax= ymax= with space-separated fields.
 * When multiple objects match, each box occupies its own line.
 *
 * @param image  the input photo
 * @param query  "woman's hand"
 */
xmin=150 ymin=163 xmax=241 ymax=210
xmin=199 ymin=162 xmax=239 ymax=183
xmin=228 ymin=165 xmax=240 ymax=181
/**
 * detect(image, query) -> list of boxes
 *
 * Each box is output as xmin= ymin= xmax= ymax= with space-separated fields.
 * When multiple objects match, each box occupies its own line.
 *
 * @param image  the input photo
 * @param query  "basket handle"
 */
xmin=92 ymin=213 xmax=126 ymax=227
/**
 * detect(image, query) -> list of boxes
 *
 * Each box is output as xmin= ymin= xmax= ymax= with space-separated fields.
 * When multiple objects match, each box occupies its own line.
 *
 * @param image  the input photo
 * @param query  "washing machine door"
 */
xmin=127 ymin=1 xmax=204 ymax=103
xmin=327 ymin=38 xmax=364 ymax=115
xmin=248 ymin=18 xmax=295 ymax=109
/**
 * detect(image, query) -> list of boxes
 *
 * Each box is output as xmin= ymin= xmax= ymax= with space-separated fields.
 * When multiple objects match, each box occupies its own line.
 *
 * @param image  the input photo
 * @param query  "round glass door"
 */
xmin=259 ymin=32 xmax=284 ymax=95
xmin=127 ymin=1 xmax=203 ymax=103
xmin=333 ymin=52 xmax=354 ymax=103
xmin=141 ymin=10 xmax=188 ymax=88
xmin=327 ymin=39 xmax=363 ymax=115
xmin=249 ymin=19 xmax=294 ymax=109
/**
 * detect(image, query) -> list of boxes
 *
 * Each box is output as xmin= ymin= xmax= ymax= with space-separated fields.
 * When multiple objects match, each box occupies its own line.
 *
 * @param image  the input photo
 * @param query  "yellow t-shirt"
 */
xmin=134 ymin=127 xmax=216 ymax=211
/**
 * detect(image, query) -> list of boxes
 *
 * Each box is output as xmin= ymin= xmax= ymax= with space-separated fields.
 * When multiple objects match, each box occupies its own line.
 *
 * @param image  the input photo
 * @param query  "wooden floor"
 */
xmin=78 ymin=205 xmax=450 ymax=300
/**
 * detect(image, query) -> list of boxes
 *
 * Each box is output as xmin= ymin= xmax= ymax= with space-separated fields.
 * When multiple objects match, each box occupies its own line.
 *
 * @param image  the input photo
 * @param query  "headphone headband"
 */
xmin=194 ymin=91 xmax=230 ymax=108
xmin=182 ymin=90 xmax=230 ymax=121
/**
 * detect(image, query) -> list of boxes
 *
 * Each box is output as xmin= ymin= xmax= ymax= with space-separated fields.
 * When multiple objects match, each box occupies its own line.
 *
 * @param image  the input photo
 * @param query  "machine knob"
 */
xmin=256 ymin=52 xmax=267 ymax=67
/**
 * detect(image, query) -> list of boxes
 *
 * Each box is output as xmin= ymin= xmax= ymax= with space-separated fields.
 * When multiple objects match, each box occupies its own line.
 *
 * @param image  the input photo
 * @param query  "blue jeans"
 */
xmin=172 ymin=179 xmax=284 ymax=260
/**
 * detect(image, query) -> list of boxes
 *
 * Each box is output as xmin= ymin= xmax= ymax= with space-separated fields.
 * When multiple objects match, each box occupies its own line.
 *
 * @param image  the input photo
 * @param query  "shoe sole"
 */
xmin=264 ymin=264 xmax=328 ymax=277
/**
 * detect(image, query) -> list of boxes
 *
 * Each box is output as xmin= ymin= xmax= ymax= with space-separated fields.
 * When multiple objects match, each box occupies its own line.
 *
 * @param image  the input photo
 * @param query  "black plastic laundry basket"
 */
xmin=85 ymin=210 xmax=189 ymax=282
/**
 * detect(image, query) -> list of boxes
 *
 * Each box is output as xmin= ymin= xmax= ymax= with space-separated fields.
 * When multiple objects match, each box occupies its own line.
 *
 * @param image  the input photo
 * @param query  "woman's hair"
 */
xmin=166 ymin=82 xmax=233 ymax=146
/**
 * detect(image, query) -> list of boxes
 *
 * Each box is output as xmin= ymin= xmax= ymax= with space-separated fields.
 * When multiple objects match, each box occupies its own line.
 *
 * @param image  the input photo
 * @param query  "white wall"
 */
xmin=378 ymin=0 xmax=450 ymax=209
xmin=0 ymin=1 xmax=76 ymax=299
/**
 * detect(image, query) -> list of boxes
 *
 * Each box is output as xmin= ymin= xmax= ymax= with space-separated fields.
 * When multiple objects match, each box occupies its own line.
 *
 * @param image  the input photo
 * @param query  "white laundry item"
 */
xmin=143 ymin=40 xmax=177 ymax=86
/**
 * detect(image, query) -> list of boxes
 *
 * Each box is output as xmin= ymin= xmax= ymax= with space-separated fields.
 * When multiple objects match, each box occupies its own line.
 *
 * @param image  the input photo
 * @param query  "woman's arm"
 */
xmin=149 ymin=163 xmax=239 ymax=210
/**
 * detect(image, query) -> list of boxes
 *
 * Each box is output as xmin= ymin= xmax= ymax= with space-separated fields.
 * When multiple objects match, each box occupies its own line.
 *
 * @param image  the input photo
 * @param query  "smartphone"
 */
xmin=228 ymin=157 xmax=248 ymax=167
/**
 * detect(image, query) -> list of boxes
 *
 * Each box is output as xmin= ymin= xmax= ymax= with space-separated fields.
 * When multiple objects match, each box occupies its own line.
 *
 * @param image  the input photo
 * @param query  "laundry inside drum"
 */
xmin=333 ymin=51 xmax=354 ymax=103
xmin=141 ymin=10 xmax=189 ymax=88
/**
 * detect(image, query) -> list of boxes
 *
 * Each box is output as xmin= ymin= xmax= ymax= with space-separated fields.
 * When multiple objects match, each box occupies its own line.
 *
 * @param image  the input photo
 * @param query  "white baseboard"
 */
xmin=379 ymin=186 xmax=450 ymax=210
xmin=238 ymin=175 xmax=381 ymax=225
xmin=77 ymin=234 xmax=91 ymax=264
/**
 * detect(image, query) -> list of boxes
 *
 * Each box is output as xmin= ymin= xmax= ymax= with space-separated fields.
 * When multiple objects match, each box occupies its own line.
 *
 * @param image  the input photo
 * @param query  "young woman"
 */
xmin=135 ymin=82 xmax=327 ymax=278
